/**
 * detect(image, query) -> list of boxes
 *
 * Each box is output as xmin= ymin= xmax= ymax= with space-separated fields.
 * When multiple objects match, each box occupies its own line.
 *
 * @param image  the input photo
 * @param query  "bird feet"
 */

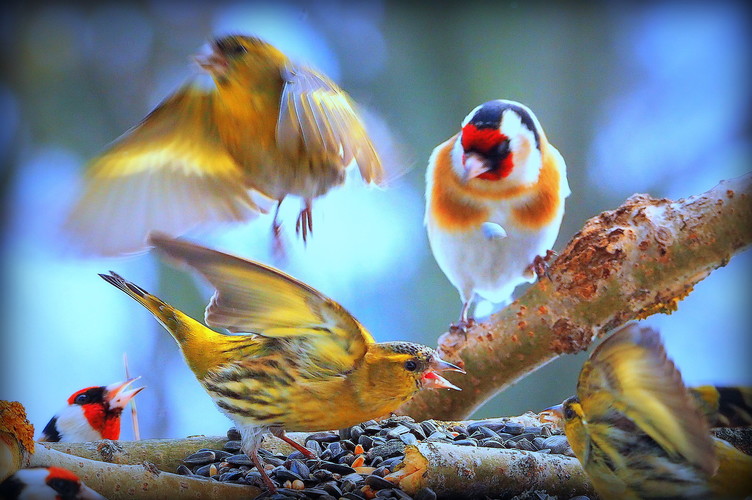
xmin=449 ymin=317 xmax=476 ymax=336
xmin=295 ymin=202 xmax=313 ymax=243
xmin=529 ymin=249 xmax=557 ymax=281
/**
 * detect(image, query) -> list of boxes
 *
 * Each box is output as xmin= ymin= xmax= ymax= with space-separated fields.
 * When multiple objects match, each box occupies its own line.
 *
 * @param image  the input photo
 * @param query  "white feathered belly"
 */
xmin=427 ymin=217 xmax=561 ymax=304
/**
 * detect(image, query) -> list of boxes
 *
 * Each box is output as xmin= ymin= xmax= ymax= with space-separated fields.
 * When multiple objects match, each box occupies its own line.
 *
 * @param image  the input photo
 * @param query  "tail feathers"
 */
xmin=691 ymin=385 xmax=752 ymax=428
xmin=99 ymin=271 xmax=188 ymax=343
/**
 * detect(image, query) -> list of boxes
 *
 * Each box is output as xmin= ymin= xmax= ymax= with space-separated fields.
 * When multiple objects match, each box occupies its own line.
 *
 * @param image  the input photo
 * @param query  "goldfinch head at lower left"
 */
xmin=0 ymin=467 xmax=106 ymax=499
xmin=39 ymin=379 xmax=144 ymax=442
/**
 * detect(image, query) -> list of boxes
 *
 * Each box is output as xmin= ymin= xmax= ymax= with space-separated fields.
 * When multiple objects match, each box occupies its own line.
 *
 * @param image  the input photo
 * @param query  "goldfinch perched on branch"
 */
xmin=425 ymin=100 xmax=569 ymax=325
xmin=100 ymin=233 xmax=463 ymax=493
xmin=549 ymin=324 xmax=752 ymax=499
xmin=64 ymin=34 xmax=383 ymax=256
xmin=39 ymin=379 xmax=143 ymax=443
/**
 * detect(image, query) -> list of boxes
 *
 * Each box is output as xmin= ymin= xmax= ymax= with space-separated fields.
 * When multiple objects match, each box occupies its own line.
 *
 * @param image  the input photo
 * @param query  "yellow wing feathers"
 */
xmin=99 ymin=271 xmax=250 ymax=379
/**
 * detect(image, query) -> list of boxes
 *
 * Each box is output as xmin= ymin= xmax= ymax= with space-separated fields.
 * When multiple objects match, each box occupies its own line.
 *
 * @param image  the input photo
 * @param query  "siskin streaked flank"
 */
xmin=545 ymin=324 xmax=752 ymax=499
xmin=100 ymin=233 xmax=463 ymax=493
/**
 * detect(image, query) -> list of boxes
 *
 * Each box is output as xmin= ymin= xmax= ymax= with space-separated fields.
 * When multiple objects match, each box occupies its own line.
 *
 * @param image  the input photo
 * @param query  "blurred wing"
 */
xmin=276 ymin=65 xmax=383 ymax=184
xmin=149 ymin=233 xmax=374 ymax=372
xmin=64 ymin=84 xmax=268 ymax=256
xmin=578 ymin=324 xmax=718 ymax=476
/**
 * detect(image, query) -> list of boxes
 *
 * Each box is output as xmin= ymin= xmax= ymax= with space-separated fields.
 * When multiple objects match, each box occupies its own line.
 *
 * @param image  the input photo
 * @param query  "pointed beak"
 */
xmin=539 ymin=403 xmax=564 ymax=426
xmin=462 ymin=152 xmax=492 ymax=182
xmin=421 ymin=356 xmax=465 ymax=391
xmin=104 ymin=378 xmax=145 ymax=411
xmin=194 ymin=43 xmax=227 ymax=76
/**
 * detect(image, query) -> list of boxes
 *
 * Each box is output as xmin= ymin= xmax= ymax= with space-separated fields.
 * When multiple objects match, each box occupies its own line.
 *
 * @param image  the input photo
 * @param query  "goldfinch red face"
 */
xmin=0 ymin=467 xmax=107 ymax=500
xmin=42 ymin=378 xmax=144 ymax=442
xmin=455 ymin=100 xmax=544 ymax=189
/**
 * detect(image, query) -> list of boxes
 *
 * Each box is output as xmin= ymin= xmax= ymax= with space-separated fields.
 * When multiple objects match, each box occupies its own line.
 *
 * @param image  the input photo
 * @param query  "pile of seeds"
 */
xmin=177 ymin=415 xmax=587 ymax=500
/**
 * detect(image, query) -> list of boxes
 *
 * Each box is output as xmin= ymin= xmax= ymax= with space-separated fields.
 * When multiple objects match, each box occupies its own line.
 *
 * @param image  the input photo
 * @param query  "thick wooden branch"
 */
xmin=30 ymin=445 xmax=259 ymax=499
xmin=398 ymin=173 xmax=752 ymax=420
xmin=388 ymin=442 xmax=594 ymax=499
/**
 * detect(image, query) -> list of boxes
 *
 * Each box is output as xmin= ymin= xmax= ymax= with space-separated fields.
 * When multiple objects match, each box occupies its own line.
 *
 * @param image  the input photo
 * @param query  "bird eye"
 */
xmin=404 ymin=360 xmax=418 ymax=372
xmin=218 ymin=39 xmax=247 ymax=57
xmin=564 ymin=406 xmax=575 ymax=420
xmin=74 ymin=394 xmax=90 ymax=405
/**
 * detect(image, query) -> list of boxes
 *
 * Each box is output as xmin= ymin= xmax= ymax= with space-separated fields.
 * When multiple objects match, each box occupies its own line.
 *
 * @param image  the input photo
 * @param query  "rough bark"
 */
xmin=37 ymin=434 xmax=306 ymax=472
xmin=398 ymin=173 xmax=752 ymax=421
xmin=29 ymin=445 xmax=259 ymax=499
xmin=387 ymin=442 xmax=595 ymax=499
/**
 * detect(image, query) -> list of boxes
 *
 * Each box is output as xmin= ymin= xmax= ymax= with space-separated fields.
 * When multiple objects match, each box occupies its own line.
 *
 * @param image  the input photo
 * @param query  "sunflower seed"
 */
xmin=365 ymin=475 xmax=396 ymax=490
xmin=183 ymin=450 xmax=216 ymax=465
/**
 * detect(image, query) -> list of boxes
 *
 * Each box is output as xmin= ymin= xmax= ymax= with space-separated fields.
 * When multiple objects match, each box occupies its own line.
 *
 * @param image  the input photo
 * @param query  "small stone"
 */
xmin=194 ymin=464 xmax=214 ymax=476
xmin=305 ymin=440 xmax=323 ymax=455
xmin=365 ymin=475 xmax=396 ymax=490
xmin=226 ymin=454 xmax=252 ymax=466
xmin=223 ymin=440 xmax=242 ymax=453
xmin=183 ymin=450 xmax=216 ymax=465
xmin=480 ymin=438 xmax=505 ymax=448
xmin=532 ymin=437 xmax=546 ymax=450
xmin=319 ymin=461 xmax=357 ymax=475
xmin=503 ymin=422 xmax=525 ymax=435
xmin=308 ymin=431 xmax=340 ymax=443
xmin=516 ymin=438 xmax=536 ymax=451
xmin=386 ymin=425 xmax=410 ymax=439
xmin=370 ymin=441 xmax=406 ymax=459
xmin=542 ymin=435 xmax=571 ymax=455
xmin=413 ymin=487 xmax=438 ymax=500
xmin=453 ymin=439 xmax=478 ymax=447
xmin=399 ymin=433 xmax=418 ymax=445
xmin=420 ymin=420 xmax=438 ymax=436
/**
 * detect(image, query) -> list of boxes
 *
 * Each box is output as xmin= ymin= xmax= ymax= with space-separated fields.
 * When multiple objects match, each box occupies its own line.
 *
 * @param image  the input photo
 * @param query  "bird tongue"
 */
xmin=421 ymin=371 xmax=462 ymax=391
xmin=105 ymin=377 xmax=145 ymax=411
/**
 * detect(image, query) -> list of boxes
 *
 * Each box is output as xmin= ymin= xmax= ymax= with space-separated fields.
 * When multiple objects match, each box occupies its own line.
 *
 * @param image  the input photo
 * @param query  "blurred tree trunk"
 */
xmin=398 ymin=173 xmax=752 ymax=420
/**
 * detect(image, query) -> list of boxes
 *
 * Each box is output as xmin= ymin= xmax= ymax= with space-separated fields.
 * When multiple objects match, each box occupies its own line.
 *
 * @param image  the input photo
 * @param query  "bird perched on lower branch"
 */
xmin=0 ymin=467 xmax=106 ymax=499
xmin=546 ymin=324 xmax=752 ymax=499
xmin=425 ymin=100 xmax=569 ymax=326
xmin=39 ymin=379 xmax=143 ymax=442
xmin=100 ymin=233 xmax=463 ymax=493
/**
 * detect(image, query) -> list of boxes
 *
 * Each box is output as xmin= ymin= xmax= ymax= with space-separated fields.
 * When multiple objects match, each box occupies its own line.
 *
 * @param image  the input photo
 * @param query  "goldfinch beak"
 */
xmin=105 ymin=377 xmax=145 ymax=411
xmin=422 ymin=356 xmax=465 ymax=390
xmin=462 ymin=152 xmax=492 ymax=182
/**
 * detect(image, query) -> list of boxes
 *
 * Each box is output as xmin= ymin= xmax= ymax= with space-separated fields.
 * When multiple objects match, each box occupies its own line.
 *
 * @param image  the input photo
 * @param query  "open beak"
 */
xmin=421 ymin=356 xmax=465 ymax=391
xmin=462 ymin=152 xmax=492 ymax=182
xmin=539 ymin=403 xmax=564 ymax=426
xmin=105 ymin=378 xmax=145 ymax=411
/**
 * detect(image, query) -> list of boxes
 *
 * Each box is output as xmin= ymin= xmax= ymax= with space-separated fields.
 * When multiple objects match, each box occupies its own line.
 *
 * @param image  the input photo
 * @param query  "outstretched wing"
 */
xmin=578 ymin=324 xmax=718 ymax=477
xmin=64 ymin=84 xmax=268 ymax=256
xmin=276 ymin=65 xmax=383 ymax=185
xmin=149 ymin=233 xmax=374 ymax=374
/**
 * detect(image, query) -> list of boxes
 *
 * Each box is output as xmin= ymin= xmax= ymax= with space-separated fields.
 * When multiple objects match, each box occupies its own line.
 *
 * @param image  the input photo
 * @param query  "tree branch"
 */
xmin=398 ymin=173 xmax=752 ymax=420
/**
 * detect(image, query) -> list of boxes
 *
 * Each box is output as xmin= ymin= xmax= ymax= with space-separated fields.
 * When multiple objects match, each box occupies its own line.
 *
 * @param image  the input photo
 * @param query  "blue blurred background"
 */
xmin=1 ymin=2 xmax=750 ymax=441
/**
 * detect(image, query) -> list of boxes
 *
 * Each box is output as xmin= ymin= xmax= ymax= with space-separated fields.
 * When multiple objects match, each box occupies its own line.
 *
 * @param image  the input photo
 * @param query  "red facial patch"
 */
xmin=461 ymin=124 xmax=504 ymax=153
xmin=67 ymin=387 xmax=97 ymax=405
xmin=477 ymin=153 xmax=514 ymax=181
xmin=46 ymin=466 xmax=81 ymax=483
xmin=422 ymin=371 xmax=438 ymax=381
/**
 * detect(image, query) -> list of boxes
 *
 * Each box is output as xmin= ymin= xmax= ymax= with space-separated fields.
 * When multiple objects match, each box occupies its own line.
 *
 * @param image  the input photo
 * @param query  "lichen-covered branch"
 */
xmin=39 ymin=434 xmax=307 ymax=472
xmin=29 ymin=445 xmax=259 ymax=499
xmin=388 ymin=442 xmax=594 ymax=499
xmin=398 ymin=173 xmax=752 ymax=421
